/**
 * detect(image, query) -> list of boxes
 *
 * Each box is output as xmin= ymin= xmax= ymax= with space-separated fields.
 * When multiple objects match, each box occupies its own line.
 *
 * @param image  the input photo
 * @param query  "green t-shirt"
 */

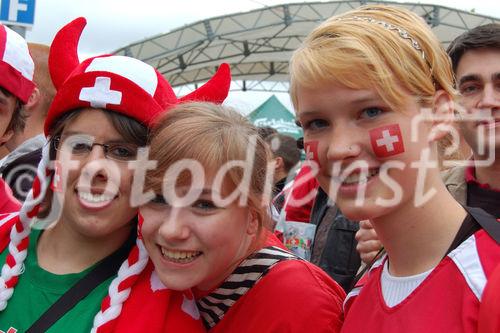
xmin=0 ymin=229 xmax=114 ymax=332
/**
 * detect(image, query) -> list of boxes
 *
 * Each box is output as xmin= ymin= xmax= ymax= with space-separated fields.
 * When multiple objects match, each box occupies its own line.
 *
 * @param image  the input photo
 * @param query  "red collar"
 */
xmin=465 ymin=166 xmax=500 ymax=192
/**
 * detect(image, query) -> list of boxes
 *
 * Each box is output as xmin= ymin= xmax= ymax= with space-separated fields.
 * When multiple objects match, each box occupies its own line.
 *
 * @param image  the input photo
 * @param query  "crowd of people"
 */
xmin=0 ymin=3 xmax=498 ymax=333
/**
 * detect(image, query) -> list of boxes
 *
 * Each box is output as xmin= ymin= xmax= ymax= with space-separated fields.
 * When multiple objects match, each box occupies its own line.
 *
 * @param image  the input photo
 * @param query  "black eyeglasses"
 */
xmin=53 ymin=135 xmax=139 ymax=161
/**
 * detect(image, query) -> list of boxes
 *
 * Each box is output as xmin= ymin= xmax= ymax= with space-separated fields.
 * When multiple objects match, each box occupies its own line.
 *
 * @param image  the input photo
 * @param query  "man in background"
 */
xmin=265 ymin=133 xmax=301 ymax=197
xmin=0 ymin=23 xmax=36 ymax=209
xmin=0 ymin=43 xmax=54 ymax=201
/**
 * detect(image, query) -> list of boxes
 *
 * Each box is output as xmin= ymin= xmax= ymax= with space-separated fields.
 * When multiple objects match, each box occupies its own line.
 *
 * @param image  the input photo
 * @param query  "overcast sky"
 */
xmin=17 ymin=0 xmax=500 ymax=113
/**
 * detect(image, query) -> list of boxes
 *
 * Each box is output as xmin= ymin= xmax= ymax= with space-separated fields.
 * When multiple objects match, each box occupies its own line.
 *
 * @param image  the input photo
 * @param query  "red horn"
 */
xmin=180 ymin=63 xmax=231 ymax=104
xmin=49 ymin=17 xmax=86 ymax=90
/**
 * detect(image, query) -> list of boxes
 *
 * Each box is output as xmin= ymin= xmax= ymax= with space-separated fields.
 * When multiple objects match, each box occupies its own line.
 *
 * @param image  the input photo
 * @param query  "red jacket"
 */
xmin=196 ymin=232 xmax=345 ymax=333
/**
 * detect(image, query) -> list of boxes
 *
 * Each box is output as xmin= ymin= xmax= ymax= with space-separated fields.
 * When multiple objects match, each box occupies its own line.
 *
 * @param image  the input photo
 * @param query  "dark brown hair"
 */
xmin=447 ymin=23 xmax=500 ymax=73
xmin=0 ymin=86 xmax=26 ymax=134
xmin=38 ymin=108 xmax=148 ymax=218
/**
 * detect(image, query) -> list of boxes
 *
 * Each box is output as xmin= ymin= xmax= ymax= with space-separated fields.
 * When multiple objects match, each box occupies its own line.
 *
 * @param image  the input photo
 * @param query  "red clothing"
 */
xmin=273 ymin=165 xmax=319 ymax=241
xmin=205 ymin=259 xmax=345 ymax=333
xmin=478 ymin=263 xmax=500 ymax=333
xmin=0 ymin=211 xmax=17 ymax=251
xmin=0 ymin=178 xmax=20 ymax=253
xmin=111 ymin=262 xmax=205 ymax=332
xmin=195 ymin=236 xmax=345 ymax=333
xmin=0 ymin=178 xmax=20 ymax=214
xmin=283 ymin=165 xmax=319 ymax=222
xmin=342 ymin=229 xmax=500 ymax=333
xmin=264 ymin=229 xmax=287 ymax=249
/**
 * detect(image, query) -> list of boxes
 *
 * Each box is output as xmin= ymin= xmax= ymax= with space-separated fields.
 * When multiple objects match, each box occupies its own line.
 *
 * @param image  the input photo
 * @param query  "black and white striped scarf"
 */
xmin=197 ymin=246 xmax=300 ymax=329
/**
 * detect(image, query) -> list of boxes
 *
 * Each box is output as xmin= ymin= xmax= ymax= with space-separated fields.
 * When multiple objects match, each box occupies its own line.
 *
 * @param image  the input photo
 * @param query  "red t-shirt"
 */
xmin=342 ymin=229 xmax=500 ymax=333
xmin=206 ymin=259 xmax=345 ymax=333
xmin=195 ymin=232 xmax=345 ymax=333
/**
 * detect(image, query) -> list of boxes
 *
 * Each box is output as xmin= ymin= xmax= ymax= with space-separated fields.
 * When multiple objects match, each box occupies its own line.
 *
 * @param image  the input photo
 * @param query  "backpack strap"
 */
xmin=466 ymin=206 xmax=500 ymax=244
xmin=197 ymin=246 xmax=299 ymax=329
xmin=25 ymin=233 xmax=135 ymax=332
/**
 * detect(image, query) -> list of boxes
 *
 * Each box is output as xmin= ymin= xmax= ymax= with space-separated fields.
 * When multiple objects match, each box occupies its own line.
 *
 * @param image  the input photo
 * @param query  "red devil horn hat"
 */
xmin=179 ymin=63 xmax=231 ymax=104
xmin=49 ymin=17 xmax=86 ymax=90
xmin=45 ymin=17 xmax=232 ymax=135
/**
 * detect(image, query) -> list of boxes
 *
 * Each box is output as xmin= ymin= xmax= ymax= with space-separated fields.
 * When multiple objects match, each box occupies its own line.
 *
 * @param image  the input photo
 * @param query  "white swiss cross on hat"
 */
xmin=77 ymin=55 xmax=159 ymax=108
xmin=79 ymin=77 xmax=122 ymax=108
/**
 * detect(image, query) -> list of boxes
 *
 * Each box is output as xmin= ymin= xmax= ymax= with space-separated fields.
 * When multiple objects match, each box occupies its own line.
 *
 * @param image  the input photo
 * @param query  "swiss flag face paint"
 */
xmin=304 ymin=140 xmax=321 ymax=167
xmin=369 ymin=124 xmax=405 ymax=158
xmin=51 ymin=161 xmax=64 ymax=192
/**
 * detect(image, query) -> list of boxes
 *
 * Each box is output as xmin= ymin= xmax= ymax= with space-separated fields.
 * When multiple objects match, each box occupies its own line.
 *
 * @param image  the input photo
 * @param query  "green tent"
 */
xmin=247 ymin=95 xmax=303 ymax=140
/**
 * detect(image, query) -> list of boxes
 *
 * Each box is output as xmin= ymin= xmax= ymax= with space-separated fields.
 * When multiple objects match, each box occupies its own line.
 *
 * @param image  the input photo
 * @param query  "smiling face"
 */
xmin=138 ymin=102 xmax=270 ymax=292
xmin=455 ymin=48 xmax=500 ymax=157
xmin=139 ymin=174 xmax=258 ymax=292
xmin=296 ymin=82 xmax=441 ymax=221
xmin=54 ymin=108 xmax=138 ymax=241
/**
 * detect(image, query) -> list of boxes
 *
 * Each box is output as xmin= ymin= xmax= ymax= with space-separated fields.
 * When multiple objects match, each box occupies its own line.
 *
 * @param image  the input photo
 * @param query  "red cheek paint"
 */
xmin=369 ymin=124 xmax=405 ymax=158
xmin=51 ymin=161 xmax=64 ymax=192
xmin=304 ymin=140 xmax=321 ymax=167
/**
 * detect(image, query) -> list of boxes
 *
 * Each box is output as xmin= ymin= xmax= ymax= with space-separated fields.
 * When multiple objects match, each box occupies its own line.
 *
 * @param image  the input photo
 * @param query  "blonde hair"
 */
xmin=290 ymin=5 xmax=457 ymax=111
xmin=147 ymin=102 xmax=273 ymax=232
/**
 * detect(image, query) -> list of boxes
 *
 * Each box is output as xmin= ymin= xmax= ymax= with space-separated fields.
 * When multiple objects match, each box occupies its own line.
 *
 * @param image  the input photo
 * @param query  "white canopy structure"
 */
xmin=114 ymin=1 xmax=500 ymax=93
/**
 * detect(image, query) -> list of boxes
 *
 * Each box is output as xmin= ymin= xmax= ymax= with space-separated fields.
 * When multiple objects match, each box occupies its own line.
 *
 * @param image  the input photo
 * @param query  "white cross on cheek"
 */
xmin=376 ymin=130 xmax=399 ymax=152
xmin=79 ymin=77 xmax=123 ymax=108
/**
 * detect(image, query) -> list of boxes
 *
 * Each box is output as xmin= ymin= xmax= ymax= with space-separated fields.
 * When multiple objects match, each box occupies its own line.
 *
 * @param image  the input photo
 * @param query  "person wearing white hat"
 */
xmin=0 ymin=23 xmax=36 ymax=148
xmin=0 ymin=43 xmax=55 ymax=202
xmin=0 ymin=17 xmax=231 ymax=332
xmin=0 ymin=23 xmax=38 ymax=211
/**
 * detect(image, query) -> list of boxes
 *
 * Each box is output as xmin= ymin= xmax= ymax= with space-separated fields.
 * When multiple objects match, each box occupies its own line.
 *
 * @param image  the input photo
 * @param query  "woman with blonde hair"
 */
xmin=139 ymin=101 xmax=346 ymax=332
xmin=289 ymin=4 xmax=500 ymax=332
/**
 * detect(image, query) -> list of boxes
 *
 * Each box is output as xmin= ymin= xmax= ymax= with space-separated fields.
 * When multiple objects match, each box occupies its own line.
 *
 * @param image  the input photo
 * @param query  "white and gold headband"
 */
xmin=334 ymin=15 xmax=431 ymax=69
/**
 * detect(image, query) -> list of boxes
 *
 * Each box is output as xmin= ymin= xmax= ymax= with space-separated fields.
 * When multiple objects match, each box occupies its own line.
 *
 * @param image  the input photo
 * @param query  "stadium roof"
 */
xmin=114 ymin=0 xmax=500 ymax=93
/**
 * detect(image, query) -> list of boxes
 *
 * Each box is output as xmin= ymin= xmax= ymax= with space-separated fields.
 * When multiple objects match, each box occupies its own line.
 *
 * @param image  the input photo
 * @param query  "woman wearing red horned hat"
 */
xmin=0 ymin=17 xmax=230 ymax=332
